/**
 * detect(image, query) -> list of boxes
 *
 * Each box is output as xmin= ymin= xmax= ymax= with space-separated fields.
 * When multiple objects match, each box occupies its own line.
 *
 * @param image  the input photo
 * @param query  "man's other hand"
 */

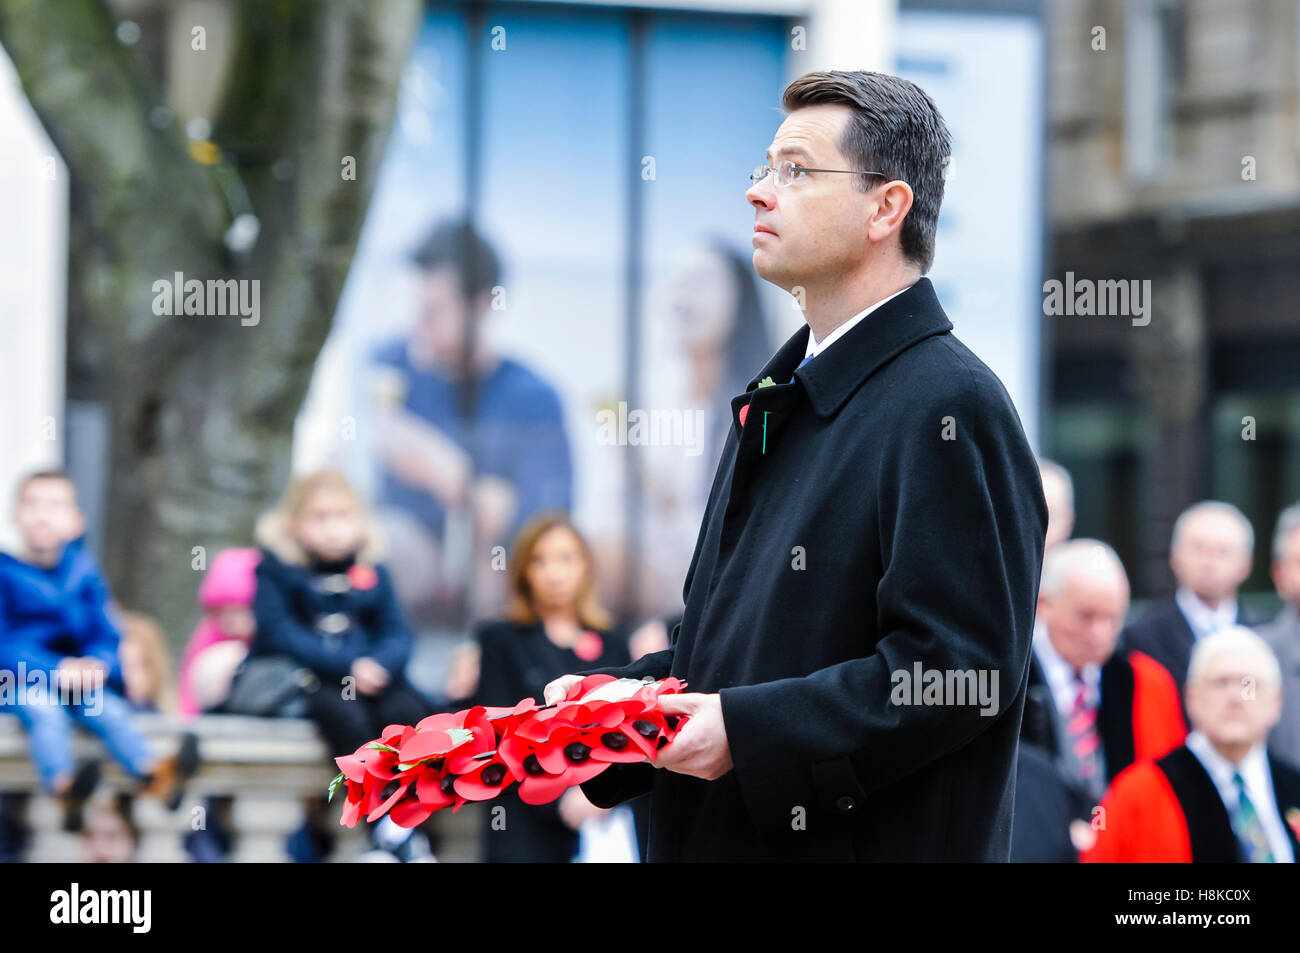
xmin=542 ymin=673 xmax=584 ymax=706
xmin=653 ymin=693 xmax=732 ymax=781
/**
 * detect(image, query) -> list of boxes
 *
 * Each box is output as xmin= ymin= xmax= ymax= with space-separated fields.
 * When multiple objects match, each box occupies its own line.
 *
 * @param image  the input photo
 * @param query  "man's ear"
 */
xmin=866 ymin=180 xmax=914 ymax=245
xmin=1272 ymin=560 xmax=1288 ymax=599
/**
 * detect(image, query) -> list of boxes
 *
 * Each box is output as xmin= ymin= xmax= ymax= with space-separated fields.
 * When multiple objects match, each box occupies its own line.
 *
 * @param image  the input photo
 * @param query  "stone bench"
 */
xmin=0 ymin=712 xmax=368 ymax=862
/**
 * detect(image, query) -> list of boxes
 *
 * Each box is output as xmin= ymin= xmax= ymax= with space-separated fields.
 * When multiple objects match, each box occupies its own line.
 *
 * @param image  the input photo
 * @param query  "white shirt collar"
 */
xmin=803 ymin=283 xmax=916 ymax=361
xmin=1175 ymin=586 xmax=1238 ymax=641
xmin=1185 ymin=730 xmax=1295 ymax=861
xmin=1033 ymin=620 xmax=1101 ymax=715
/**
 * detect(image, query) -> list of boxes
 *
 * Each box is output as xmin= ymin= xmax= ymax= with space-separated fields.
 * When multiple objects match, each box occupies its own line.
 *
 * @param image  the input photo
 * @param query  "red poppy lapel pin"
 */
xmin=347 ymin=564 xmax=378 ymax=590
xmin=573 ymin=629 xmax=604 ymax=662
xmin=739 ymin=376 xmax=777 ymax=428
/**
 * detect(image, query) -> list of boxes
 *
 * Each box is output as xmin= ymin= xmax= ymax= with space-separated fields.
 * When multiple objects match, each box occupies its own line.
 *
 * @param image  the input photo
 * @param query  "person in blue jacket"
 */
xmin=0 ymin=470 xmax=194 ymax=832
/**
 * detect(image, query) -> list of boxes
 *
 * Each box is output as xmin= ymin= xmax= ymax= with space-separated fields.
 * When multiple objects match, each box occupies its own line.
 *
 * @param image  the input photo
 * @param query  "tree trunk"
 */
xmin=0 ymin=0 xmax=421 ymax=646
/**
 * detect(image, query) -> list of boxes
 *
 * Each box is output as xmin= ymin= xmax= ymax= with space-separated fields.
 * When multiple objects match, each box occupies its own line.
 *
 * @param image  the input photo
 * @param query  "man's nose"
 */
xmin=747 ymin=180 xmax=774 ymax=211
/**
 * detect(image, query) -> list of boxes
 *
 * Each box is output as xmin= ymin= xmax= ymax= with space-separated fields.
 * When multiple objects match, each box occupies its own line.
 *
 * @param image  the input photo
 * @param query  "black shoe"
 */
xmin=166 ymin=732 xmax=202 ymax=812
xmin=60 ymin=759 xmax=102 ymax=833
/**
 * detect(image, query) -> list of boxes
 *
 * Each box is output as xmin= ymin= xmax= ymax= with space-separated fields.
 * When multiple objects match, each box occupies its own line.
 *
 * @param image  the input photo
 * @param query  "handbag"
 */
xmin=221 ymin=656 xmax=320 ymax=719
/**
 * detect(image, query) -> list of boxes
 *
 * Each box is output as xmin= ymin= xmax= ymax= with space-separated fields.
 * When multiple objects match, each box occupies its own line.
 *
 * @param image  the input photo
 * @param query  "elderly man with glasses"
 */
xmin=1085 ymin=626 xmax=1299 ymax=862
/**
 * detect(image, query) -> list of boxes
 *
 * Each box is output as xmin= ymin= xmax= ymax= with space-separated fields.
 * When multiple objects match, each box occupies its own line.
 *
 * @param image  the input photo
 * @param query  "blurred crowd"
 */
xmin=0 ymin=220 xmax=1294 ymax=866
xmin=4 ymin=450 xmax=1298 ymax=864
xmin=1 ymin=450 xmax=1298 ymax=864
xmin=0 ymin=465 xmax=664 ymax=863
xmin=1014 ymin=461 xmax=1300 ymax=862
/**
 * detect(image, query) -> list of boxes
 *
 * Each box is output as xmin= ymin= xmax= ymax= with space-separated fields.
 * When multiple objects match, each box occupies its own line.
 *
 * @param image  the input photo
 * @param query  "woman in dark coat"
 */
xmin=450 ymin=513 xmax=638 ymax=863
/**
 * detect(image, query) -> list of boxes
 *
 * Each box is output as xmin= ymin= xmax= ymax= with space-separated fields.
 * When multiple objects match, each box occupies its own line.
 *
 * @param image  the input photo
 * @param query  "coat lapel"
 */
xmin=1267 ymin=753 xmax=1300 ymax=857
xmin=1098 ymin=652 xmax=1136 ymax=782
xmin=731 ymin=277 xmax=954 ymax=428
xmin=1157 ymin=746 xmax=1241 ymax=862
xmin=797 ymin=278 xmax=953 ymax=418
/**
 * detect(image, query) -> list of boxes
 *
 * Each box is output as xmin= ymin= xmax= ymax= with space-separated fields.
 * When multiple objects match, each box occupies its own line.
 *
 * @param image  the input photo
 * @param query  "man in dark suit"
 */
xmin=1085 ymin=626 xmax=1299 ymax=862
xmin=545 ymin=70 xmax=1047 ymax=862
xmin=1016 ymin=540 xmax=1186 ymax=860
xmin=1122 ymin=501 xmax=1262 ymax=697
xmin=1257 ymin=502 xmax=1300 ymax=768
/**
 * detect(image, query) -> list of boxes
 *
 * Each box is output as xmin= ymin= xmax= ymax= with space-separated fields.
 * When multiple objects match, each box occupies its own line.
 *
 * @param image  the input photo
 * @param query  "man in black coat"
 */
xmin=546 ymin=70 xmax=1047 ymax=861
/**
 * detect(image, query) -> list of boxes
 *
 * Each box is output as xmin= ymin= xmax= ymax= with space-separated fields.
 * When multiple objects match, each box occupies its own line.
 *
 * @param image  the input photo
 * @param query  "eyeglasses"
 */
xmin=750 ymin=159 xmax=887 ymax=188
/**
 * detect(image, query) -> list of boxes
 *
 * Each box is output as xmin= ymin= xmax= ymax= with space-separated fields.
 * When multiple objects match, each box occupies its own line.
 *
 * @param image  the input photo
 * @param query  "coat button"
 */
xmin=317 ymin=612 xmax=350 ymax=634
xmin=320 ymin=573 xmax=351 ymax=594
xmin=836 ymin=795 xmax=857 ymax=813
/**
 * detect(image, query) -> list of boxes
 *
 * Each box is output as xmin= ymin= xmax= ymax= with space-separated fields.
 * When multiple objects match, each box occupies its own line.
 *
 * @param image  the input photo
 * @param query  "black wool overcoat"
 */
xmin=580 ymin=278 xmax=1048 ymax=862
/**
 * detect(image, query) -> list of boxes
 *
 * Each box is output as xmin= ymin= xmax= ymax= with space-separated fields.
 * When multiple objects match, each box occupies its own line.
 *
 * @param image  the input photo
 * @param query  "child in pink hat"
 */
xmin=177 ymin=548 xmax=261 ymax=718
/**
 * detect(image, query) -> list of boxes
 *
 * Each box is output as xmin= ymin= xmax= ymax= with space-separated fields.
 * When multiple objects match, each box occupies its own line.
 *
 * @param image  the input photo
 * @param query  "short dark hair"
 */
xmin=781 ymin=70 xmax=951 ymax=274
xmin=17 ymin=468 xmax=75 ymax=502
xmin=409 ymin=219 xmax=502 ymax=298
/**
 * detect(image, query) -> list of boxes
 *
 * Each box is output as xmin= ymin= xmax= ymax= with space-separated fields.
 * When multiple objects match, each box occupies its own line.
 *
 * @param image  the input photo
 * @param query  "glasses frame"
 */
xmin=750 ymin=159 xmax=888 ymax=188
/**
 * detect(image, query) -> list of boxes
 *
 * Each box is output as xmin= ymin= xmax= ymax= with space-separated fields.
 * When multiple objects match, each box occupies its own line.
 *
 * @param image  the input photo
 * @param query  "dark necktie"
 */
xmin=1231 ymin=772 xmax=1275 ymax=863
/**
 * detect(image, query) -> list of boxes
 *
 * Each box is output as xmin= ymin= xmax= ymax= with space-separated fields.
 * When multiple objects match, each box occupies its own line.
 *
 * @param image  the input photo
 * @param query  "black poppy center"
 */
xmin=601 ymin=731 xmax=629 ymax=750
xmin=564 ymin=742 xmax=591 ymax=763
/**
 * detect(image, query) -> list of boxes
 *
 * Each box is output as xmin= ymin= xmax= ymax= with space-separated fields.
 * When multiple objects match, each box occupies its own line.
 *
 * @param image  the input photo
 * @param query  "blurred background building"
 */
xmin=1044 ymin=0 xmax=1300 ymax=613
xmin=1 ymin=0 xmax=1296 ymax=696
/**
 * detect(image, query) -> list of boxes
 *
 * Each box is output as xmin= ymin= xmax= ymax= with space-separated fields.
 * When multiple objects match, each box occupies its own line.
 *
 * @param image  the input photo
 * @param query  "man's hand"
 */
xmin=653 ymin=693 xmax=732 ymax=781
xmin=542 ymin=674 xmax=584 ymax=706
xmin=557 ymin=787 xmax=608 ymax=830
xmin=351 ymin=657 xmax=391 ymax=696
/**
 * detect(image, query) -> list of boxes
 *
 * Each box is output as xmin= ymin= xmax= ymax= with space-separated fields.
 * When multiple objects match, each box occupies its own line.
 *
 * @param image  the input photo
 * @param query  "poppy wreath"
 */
xmin=329 ymin=674 xmax=689 ymax=828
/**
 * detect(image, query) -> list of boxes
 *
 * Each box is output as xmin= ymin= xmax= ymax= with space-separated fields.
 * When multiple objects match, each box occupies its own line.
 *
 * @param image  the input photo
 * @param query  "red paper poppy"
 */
xmin=573 ymin=630 xmax=604 ymax=662
xmin=388 ymin=796 xmax=436 ymax=828
xmin=497 ymin=704 xmax=611 ymax=804
xmin=348 ymin=564 xmax=379 ymax=590
xmin=563 ymin=673 xmax=618 ymax=701
xmin=363 ymin=771 xmax=415 ymax=822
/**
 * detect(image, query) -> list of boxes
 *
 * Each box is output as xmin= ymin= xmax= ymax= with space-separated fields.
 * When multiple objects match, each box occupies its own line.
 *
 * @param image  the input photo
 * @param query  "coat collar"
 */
xmin=744 ymin=277 xmax=954 ymax=418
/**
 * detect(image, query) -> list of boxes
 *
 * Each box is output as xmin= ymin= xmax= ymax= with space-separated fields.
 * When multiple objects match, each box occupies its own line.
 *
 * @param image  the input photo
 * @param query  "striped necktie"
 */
xmin=1067 ymin=677 xmax=1103 ymax=798
xmin=790 ymin=353 xmax=814 ymax=383
xmin=1231 ymin=772 xmax=1275 ymax=863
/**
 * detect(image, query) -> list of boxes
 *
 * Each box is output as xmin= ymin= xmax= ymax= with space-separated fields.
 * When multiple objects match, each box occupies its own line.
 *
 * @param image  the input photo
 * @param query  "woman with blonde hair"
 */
xmin=243 ymin=469 xmax=436 ymax=861
xmin=449 ymin=512 xmax=637 ymax=862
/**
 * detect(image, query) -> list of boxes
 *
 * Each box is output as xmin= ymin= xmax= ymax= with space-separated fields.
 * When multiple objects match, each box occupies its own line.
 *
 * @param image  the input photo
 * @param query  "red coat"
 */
xmin=1125 ymin=650 xmax=1187 ymax=765
xmin=1084 ymin=744 xmax=1300 ymax=863
xmin=1083 ymin=755 xmax=1194 ymax=862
